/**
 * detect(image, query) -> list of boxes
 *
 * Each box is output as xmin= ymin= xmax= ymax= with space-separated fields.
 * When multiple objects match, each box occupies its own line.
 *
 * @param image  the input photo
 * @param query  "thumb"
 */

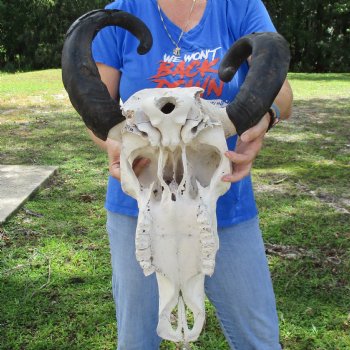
xmin=240 ymin=114 xmax=270 ymax=142
xmin=133 ymin=157 xmax=151 ymax=177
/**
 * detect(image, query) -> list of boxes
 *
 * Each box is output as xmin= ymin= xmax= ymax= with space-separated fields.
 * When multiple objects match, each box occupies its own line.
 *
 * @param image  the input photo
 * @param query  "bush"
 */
xmin=265 ymin=0 xmax=350 ymax=72
xmin=0 ymin=0 xmax=349 ymax=72
xmin=0 ymin=0 xmax=108 ymax=71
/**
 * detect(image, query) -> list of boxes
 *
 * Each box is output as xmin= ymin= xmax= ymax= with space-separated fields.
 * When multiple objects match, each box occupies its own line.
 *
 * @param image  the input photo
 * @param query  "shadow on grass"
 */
xmin=255 ymin=96 xmax=349 ymax=175
xmin=293 ymin=98 xmax=349 ymax=113
xmin=289 ymin=73 xmax=350 ymax=82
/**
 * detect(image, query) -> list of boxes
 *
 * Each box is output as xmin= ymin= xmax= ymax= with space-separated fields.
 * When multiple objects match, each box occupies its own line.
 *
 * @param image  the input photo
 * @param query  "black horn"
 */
xmin=219 ymin=32 xmax=290 ymax=136
xmin=61 ymin=9 xmax=153 ymax=140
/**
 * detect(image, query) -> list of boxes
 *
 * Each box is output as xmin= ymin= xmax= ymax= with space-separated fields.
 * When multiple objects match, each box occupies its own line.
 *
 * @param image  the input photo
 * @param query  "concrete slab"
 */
xmin=0 ymin=165 xmax=58 ymax=224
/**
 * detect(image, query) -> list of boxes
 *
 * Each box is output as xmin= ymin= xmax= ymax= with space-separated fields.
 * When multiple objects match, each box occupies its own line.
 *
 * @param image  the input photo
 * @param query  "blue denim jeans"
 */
xmin=106 ymin=211 xmax=281 ymax=350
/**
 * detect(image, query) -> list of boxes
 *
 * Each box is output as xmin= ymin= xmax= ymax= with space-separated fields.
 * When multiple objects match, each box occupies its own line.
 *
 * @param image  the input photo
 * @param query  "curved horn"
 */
xmin=218 ymin=32 xmax=290 ymax=136
xmin=61 ymin=9 xmax=153 ymax=140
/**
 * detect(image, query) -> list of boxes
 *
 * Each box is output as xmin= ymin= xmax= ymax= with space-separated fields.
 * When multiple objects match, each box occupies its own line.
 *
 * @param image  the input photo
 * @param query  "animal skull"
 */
xmin=110 ymin=87 xmax=231 ymax=342
xmin=61 ymin=8 xmax=290 ymax=346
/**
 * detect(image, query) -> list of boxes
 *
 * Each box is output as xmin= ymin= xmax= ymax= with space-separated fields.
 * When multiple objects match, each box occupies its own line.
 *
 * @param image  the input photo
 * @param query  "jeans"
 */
xmin=106 ymin=211 xmax=281 ymax=350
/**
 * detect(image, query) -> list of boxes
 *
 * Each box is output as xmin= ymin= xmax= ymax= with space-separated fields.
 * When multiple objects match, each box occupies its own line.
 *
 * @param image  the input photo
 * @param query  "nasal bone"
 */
xmin=162 ymin=139 xmax=180 ymax=151
xmin=166 ymin=142 xmax=180 ymax=152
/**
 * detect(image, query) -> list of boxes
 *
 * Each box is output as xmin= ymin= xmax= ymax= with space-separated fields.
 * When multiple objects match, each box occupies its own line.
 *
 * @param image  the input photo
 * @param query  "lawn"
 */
xmin=0 ymin=70 xmax=349 ymax=350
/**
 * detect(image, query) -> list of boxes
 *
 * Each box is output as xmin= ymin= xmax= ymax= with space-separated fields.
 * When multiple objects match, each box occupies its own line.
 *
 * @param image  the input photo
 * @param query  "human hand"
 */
xmin=222 ymin=113 xmax=270 ymax=183
xmin=106 ymin=138 xmax=122 ymax=180
xmin=106 ymin=138 xmax=150 ymax=181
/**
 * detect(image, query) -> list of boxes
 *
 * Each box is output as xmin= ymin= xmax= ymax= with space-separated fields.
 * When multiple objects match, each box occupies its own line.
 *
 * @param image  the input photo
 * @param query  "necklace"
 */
xmin=157 ymin=0 xmax=197 ymax=56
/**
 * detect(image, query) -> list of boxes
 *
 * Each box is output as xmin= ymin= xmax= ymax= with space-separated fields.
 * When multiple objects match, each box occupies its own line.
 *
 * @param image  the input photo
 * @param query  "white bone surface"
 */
xmin=114 ymin=87 xmax=233 ymax=343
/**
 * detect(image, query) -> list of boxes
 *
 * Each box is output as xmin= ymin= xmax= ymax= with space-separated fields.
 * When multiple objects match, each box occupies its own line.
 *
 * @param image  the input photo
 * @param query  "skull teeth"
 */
xmin=135 ymin=203 xmax=155 ymax=276
xmin=197 ymin=203 xmax=217 ymax=276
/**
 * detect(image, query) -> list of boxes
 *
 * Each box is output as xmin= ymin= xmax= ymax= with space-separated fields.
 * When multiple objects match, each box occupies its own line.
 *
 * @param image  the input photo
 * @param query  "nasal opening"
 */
xmin=162 ymin=147 xmax=183 ymax=189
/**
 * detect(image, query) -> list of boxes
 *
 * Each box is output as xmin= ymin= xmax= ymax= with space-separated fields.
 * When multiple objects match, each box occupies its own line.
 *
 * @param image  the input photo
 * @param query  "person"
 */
xmin=89 ymin=0 xmax=293 ymax=349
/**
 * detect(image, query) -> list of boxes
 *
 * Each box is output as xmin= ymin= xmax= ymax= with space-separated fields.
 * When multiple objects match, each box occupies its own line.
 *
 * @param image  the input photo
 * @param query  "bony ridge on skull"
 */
xmin=108 ymin=87 xmax=232 ymax=343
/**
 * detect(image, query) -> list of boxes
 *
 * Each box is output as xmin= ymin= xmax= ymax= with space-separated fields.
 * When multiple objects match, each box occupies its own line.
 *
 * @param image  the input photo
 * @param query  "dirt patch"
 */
xmin=265 ymin=242 xmax=343 ymax=266
xmin=295 ymin=182 xmax=350 ymax=214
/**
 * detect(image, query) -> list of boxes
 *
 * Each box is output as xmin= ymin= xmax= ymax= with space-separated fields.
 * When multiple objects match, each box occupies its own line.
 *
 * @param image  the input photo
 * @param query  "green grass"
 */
xmin=1 ymin=70 xmax=349 ymax=350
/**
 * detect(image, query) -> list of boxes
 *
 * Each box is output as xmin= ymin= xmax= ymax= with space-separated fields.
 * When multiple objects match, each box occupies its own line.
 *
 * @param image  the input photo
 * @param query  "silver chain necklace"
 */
xmin=157 ymin=0 xmax=197 ymax=56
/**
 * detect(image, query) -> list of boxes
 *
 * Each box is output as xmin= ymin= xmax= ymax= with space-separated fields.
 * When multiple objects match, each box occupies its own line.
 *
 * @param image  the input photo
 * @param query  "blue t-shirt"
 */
xmin=92 ymin=0 xmax=276 ymax=227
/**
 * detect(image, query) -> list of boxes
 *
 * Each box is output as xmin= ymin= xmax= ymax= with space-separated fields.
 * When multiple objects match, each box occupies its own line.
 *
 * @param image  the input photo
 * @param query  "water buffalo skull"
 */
xmin=61 ymin=9 xmax=290 ymax=344
xmin=116 ymin=86 xmax=231 ymax=341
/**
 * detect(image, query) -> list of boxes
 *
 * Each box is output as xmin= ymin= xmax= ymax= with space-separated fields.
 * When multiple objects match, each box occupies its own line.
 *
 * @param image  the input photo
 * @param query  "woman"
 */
xmin=90 ymin=0 xmax=293 ymax=349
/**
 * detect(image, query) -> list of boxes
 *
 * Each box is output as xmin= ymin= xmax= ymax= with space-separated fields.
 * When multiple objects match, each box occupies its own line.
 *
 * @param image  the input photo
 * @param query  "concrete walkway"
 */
xmin=0 ymin=165 xmax=58 ymax=224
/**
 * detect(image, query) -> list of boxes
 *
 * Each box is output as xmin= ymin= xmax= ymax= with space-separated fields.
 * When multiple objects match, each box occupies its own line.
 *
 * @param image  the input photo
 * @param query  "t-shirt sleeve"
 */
xmin=91 ymin=2 xmax=124 ymax=71
xmin=240 ymin=0 xmax=276 ymax=36
xmin=227 ymin=0 xmax=276 ymax=39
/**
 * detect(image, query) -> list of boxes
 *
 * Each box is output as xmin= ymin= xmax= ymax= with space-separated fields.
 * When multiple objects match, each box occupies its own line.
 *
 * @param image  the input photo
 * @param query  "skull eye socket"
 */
xmin=129 ymin=147 xmax=159 ymax=189
xmin=186 ymin=144 xmax=221 ymax=188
